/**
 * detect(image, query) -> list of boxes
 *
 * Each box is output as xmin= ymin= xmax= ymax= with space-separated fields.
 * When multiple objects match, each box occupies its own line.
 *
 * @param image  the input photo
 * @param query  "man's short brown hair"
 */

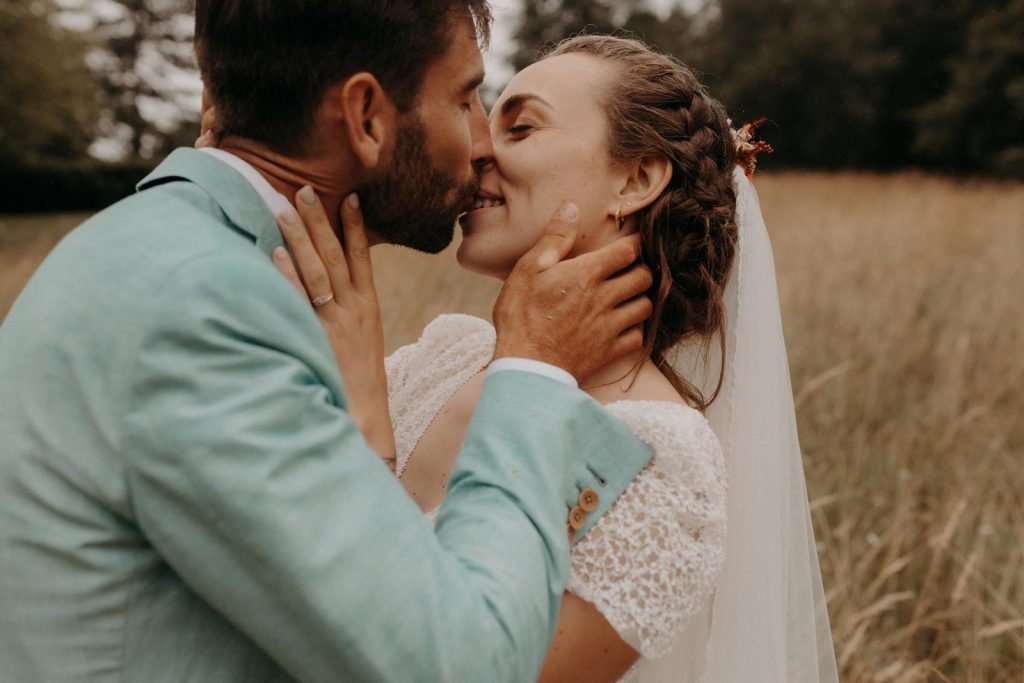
xmin=194 ymin=0 xmax=491 ymax=155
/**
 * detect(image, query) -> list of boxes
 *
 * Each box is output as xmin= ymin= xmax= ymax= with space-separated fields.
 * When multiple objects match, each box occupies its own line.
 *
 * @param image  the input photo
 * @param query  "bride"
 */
xmin=272 ymin=35 xmax=838 ymax=683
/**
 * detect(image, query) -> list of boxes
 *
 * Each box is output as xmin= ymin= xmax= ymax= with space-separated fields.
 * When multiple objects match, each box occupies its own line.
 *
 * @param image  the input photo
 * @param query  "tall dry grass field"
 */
xmin=371 ymin=172 xmax=1024 ymax=682
xmin=2 ymin=172 xmax=1022 ymax=681
xmin=758 ymin=173 xmax=1023 ymax=682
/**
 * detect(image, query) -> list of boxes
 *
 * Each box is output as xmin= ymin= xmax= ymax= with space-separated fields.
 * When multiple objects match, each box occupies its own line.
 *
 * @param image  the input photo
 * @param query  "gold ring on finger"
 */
xmin=311 ymin=292 xmax=335 ymax=308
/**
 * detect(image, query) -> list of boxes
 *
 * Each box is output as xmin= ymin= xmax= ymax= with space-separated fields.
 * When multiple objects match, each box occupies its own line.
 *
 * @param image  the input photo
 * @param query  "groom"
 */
xmin=0 ymin=1 xmax=656 ymax=681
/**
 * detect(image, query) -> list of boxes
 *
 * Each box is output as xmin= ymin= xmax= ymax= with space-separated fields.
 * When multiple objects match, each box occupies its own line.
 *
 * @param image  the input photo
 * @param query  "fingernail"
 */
xmin=347 ymin=193 xmax=360 ymax=209
xmin=279 ymin=207 xmax=298 ymax=224
xmin=558 ymin=203 xmax=579 ymax=221
xmin=272 ymin=246 xmax=288 ymax=261
xmin=298 ymin=185 xmax=317 ymax=205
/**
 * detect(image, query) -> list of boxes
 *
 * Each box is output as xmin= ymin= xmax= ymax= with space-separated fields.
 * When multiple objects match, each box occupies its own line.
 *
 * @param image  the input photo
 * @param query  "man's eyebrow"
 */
xmin=498 ymin=93 xmax=553 ymax=117
xmin=460 ymin=69 xmax=486 ymax=93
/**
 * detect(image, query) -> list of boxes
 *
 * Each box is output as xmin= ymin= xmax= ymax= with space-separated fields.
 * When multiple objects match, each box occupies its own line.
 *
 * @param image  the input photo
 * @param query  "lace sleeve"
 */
xmin=384 ymin=338 xmax=418 ymax=397
xmin=384 ymin=315 xmax=496 ymax=473
xmin=385 ymin=314 xmax=494 ymax=402
xmin=566 ymin=402 xmax=727 ymax=660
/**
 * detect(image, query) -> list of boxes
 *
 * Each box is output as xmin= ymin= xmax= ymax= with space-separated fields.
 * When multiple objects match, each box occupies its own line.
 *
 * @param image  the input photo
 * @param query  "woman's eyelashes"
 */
xmin=507 ymin=122 xmax=535 ymax=138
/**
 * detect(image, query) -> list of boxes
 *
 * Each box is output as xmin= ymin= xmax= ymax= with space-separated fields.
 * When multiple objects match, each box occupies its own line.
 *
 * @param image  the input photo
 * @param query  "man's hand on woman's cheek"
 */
xmin=493 ymin=202 xmax=654 ymax=382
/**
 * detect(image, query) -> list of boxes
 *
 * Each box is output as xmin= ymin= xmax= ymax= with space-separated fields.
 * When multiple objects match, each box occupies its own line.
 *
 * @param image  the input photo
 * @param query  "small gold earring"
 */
xmin=615 ymin=206 xmax=624 ymax=231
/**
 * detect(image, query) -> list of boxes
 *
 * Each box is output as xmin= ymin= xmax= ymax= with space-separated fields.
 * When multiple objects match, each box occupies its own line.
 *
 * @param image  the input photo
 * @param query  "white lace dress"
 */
xmin=386 ymin=315 xmax=728 ymax=679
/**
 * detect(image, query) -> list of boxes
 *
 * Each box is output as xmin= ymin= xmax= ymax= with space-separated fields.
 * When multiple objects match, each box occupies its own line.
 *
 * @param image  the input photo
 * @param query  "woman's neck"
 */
xmin=580 ymin=349 xmax=651 ymax=403
xmin=218 ymin=136 xmax=353 ymax=231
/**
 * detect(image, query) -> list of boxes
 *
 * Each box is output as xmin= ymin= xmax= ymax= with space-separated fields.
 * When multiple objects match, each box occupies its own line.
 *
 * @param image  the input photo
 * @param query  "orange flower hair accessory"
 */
xmin=731 ymin=117 xmax=774 ymax=179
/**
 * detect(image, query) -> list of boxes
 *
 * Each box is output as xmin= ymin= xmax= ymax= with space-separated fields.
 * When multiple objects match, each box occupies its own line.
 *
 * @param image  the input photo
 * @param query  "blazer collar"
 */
xmin=137 ymin=148 xmax=285 ymax=256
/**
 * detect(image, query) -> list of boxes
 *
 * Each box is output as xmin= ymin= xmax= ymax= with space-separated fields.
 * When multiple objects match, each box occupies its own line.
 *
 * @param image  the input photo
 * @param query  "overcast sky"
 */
xmin=483 ymin=1 xmax=522 ymax=91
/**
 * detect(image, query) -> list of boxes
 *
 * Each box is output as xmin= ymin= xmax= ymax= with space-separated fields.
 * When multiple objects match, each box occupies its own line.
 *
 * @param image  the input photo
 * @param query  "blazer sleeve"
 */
xmin=120 ymin=251 xmax=653 ymax=683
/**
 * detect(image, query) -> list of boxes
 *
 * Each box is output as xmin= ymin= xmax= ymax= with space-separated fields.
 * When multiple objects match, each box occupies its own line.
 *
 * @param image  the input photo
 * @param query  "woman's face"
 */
xmin=457 ymin=53 xmax=624 ymax=279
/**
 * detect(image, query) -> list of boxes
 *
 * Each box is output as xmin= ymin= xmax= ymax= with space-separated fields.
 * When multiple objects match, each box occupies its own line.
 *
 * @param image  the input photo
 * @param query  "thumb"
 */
xmin=522 ymin=203 xmax=580 ymax=272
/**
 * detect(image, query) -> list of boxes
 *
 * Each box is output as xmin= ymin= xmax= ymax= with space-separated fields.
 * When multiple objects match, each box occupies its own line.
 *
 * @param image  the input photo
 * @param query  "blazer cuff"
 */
xmin=486 ymin=358 xmax=578 ymax=388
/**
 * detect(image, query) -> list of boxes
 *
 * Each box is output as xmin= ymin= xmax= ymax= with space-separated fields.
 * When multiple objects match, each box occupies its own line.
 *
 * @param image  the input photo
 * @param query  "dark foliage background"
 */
xmin=1 ymin=0 xmax=195 ymax=213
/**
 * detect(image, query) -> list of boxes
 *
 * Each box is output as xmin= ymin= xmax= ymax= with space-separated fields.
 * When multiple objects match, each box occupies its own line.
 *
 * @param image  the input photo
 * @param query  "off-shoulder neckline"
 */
xmin=605 ymin=398 xmax=698 ymax=412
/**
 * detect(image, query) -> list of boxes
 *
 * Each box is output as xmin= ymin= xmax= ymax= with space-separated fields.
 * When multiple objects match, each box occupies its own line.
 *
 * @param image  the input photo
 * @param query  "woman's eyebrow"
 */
xmin=497 ymin=93 xmax=554 ymax=118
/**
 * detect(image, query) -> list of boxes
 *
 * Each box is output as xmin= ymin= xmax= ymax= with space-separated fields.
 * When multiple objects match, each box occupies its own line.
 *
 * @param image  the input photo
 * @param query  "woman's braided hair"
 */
xmin=544 ymin=35 xmax=738 ymax=410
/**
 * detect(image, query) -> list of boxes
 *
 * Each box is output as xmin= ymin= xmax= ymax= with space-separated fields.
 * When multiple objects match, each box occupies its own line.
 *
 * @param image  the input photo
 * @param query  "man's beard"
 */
xmin=359 ymin=113 xmax=478 ymax=254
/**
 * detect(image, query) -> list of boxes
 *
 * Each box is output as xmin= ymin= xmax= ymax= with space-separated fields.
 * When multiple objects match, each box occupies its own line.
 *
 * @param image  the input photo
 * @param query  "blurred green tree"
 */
xmin=79 ymin=0 xmax=199 ymax=159
xmin=511 ymin=0 xmax=618 ymax=71
xmin=691 ymin=0 xmax=993 ymax=169
xmin=0 ymin=0 xmax=101 ymax=165
xmin=512 ymin=0 xmax=700 ymax=71
xmin=914 ymin=0 xmax=1024 ymax=175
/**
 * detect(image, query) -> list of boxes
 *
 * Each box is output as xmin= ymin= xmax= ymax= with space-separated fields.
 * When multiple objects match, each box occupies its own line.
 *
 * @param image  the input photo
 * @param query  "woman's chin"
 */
xmin=455 ymin=237 xmax=514 ymax=281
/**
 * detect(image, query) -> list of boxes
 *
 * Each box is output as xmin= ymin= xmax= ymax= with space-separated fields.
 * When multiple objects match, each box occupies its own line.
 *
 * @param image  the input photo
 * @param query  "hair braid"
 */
xmin=544 ymin=35 xmax=738 ymax=409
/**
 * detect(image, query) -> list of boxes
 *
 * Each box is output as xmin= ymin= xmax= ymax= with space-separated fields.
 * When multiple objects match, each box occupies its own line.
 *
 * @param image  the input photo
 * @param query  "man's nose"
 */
xmin=470 ymin=98 xmax=494 ymax=171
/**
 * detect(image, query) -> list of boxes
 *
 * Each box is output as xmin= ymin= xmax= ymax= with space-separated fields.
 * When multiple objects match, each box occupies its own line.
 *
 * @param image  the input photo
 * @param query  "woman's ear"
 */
xmin=335 ymin=72 xmax=392 ymax=170
xmin=614 ymin=154 xmax=673 ymax=217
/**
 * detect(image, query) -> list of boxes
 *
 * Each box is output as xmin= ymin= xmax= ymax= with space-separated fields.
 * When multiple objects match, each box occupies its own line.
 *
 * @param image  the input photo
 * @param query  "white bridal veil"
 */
xmin=636 ymin=167 xmax=840 ymax=682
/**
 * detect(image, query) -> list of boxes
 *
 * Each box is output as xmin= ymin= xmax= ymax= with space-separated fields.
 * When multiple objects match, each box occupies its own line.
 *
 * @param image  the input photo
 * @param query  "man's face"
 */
xmin=359 ymin=17 xmax=491 ymax=253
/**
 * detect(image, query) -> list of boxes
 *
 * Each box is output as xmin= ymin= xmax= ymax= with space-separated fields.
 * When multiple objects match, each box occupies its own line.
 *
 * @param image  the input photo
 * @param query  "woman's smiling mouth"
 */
xmin=469 ymin=196 xmax=506 ymax=211
xmin=459 ymin=193 xmax=505 ymax=230
xmin=467 ymin=188 xmax=506 ymax=213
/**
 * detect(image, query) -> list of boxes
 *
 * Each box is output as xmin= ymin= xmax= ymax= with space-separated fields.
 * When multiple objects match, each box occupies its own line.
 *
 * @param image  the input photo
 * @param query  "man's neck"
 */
xmin=218 ymin=135 xmax=353 ymax=232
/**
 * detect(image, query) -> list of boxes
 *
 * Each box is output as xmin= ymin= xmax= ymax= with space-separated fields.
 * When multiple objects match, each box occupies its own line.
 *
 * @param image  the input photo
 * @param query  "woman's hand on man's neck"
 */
xmin=218 ymin=135 xmax=357 ymax=235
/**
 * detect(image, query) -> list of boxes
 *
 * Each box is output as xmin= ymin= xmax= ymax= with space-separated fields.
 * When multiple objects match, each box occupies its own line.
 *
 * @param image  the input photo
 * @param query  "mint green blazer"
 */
xmin=0 ymin=149 xmax=652 ymax=682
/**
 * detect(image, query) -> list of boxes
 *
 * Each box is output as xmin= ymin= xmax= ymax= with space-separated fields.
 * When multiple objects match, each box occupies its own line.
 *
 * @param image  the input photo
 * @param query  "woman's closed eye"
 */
xmin=507 ymin=122 xmax=534 ymax=138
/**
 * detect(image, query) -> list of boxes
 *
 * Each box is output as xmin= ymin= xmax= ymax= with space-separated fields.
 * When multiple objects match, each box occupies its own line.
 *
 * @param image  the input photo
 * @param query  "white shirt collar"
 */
xmin=199 ymin=147 xmax=293 ymax=219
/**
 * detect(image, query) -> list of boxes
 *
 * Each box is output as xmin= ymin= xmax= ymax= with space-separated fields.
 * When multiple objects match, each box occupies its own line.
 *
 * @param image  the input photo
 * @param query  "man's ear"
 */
xmin=613 ymin=154 xmax=673 ymax=217
xmin=335 ymin=72 xmax=392 ymax=170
